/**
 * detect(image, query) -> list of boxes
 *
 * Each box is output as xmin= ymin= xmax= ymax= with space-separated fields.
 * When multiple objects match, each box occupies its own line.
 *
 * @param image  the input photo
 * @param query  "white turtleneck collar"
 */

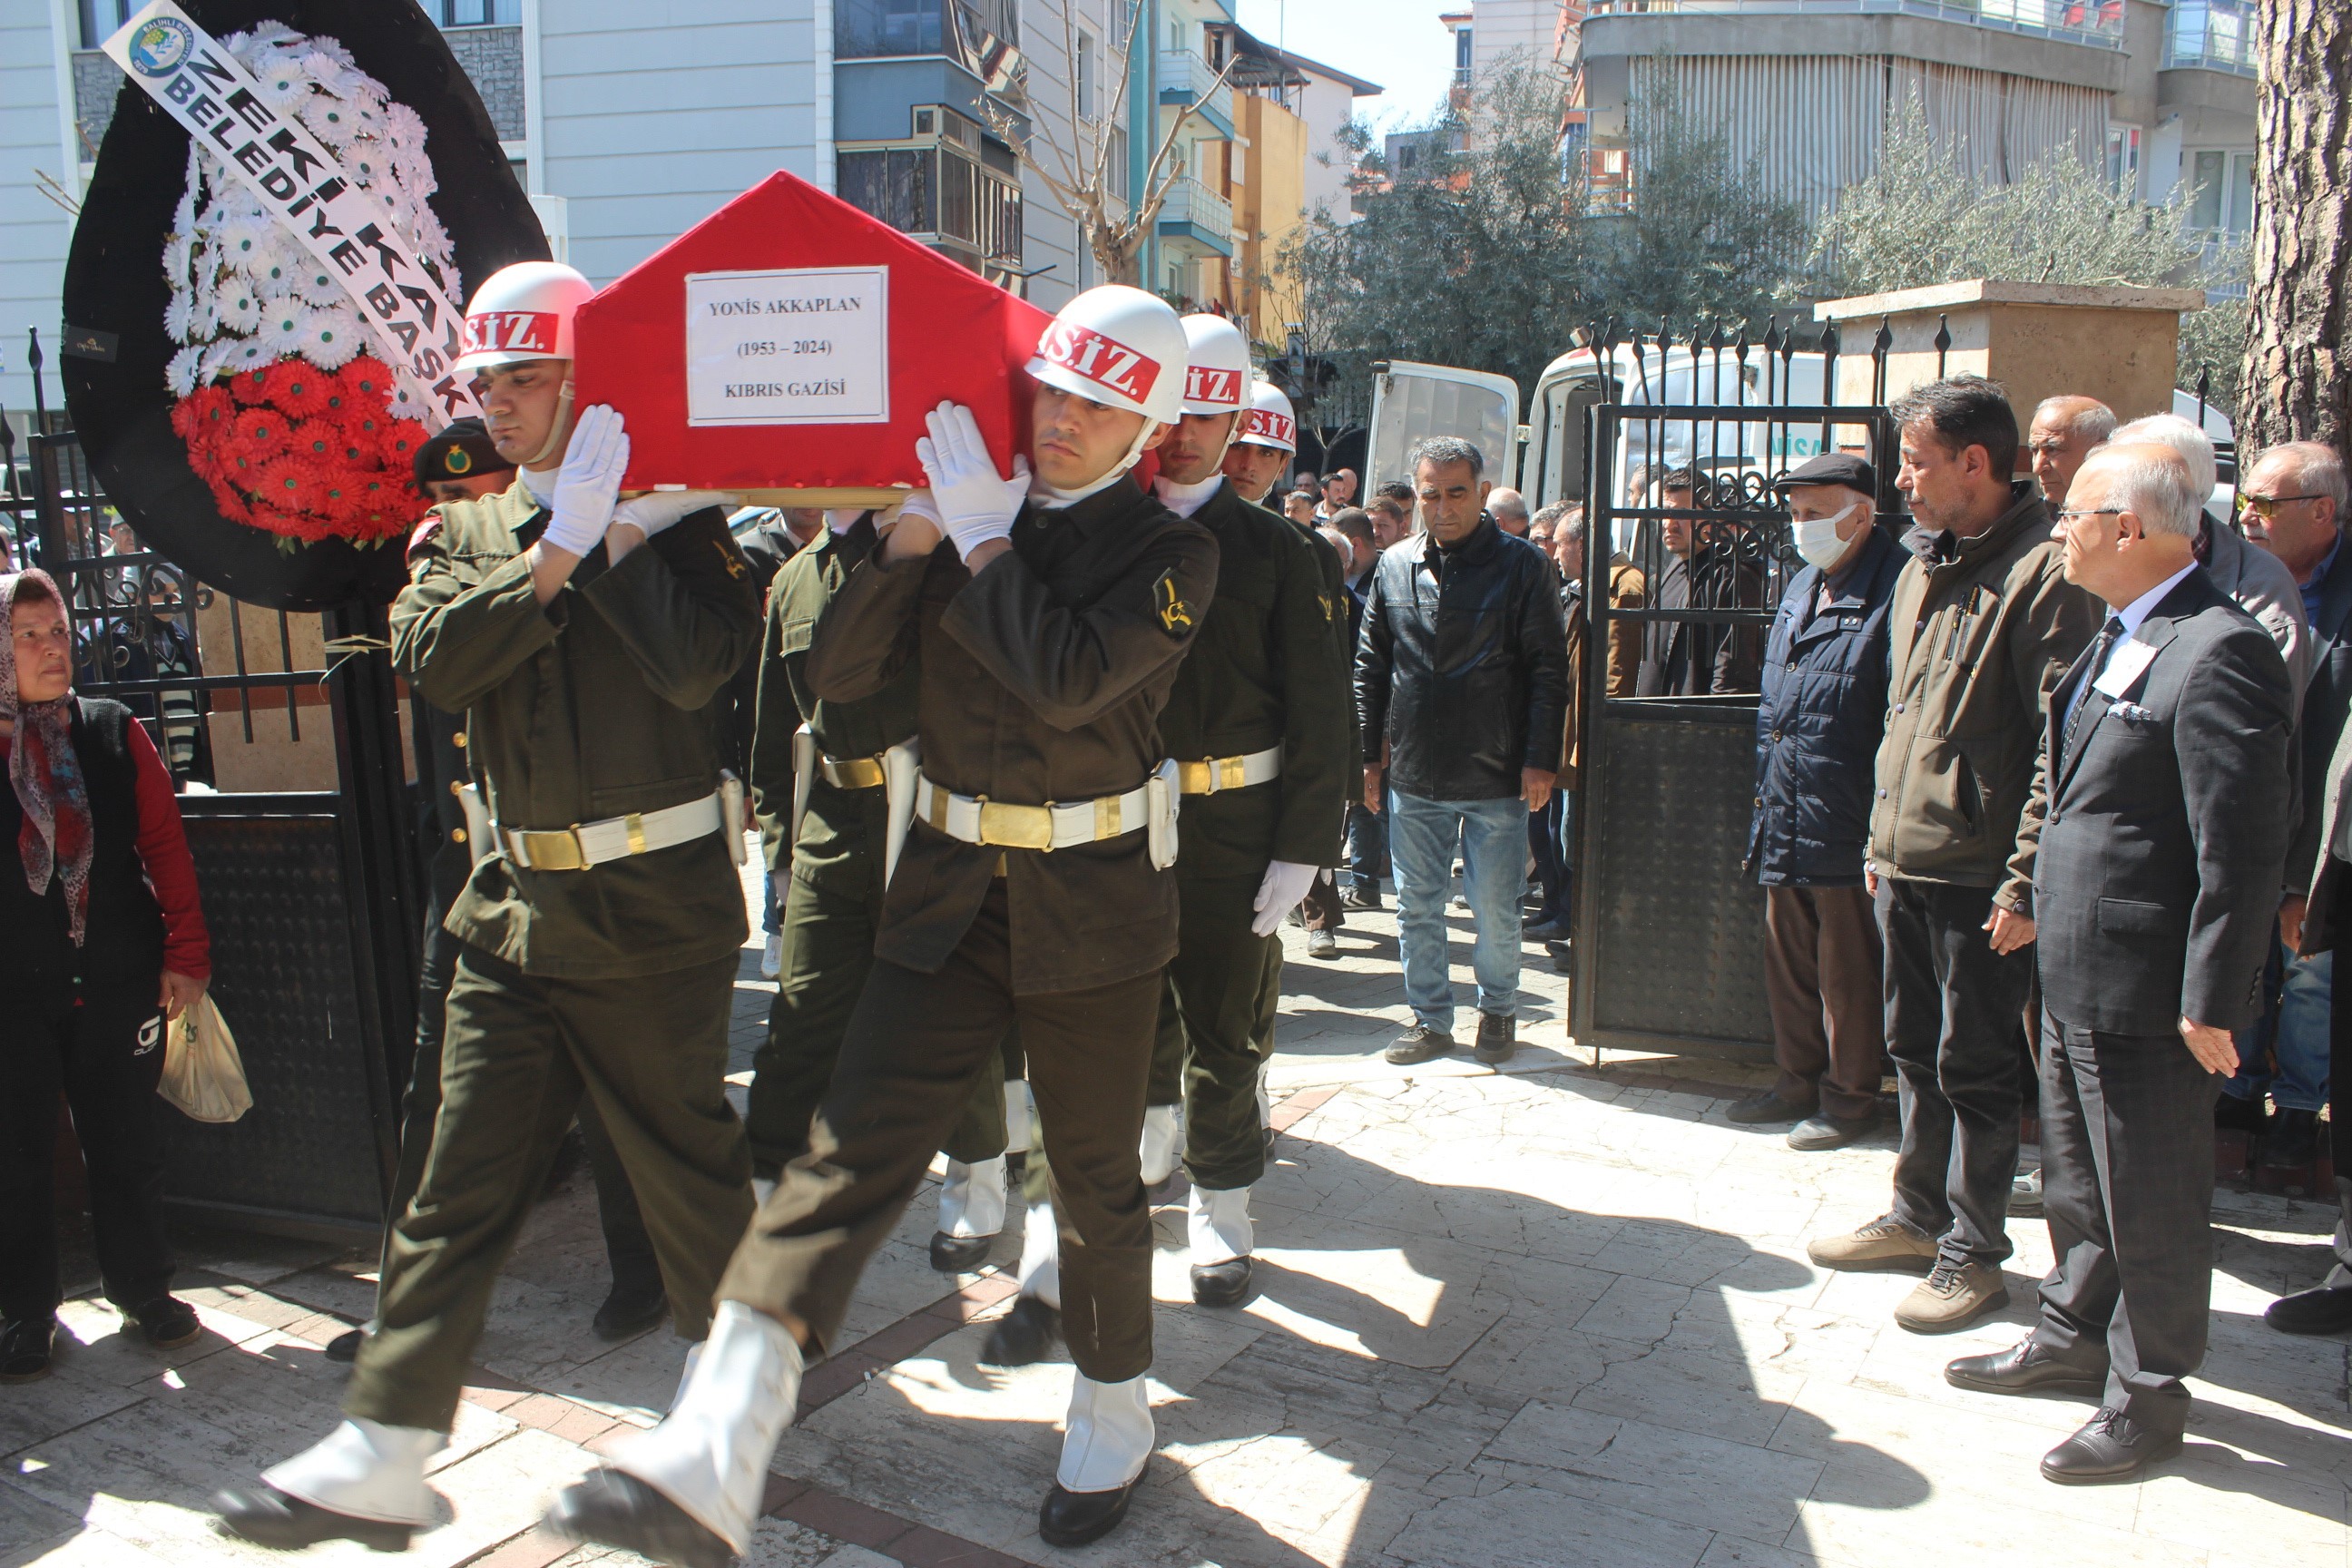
xmin=1030 ymin=466 xmax=1132 ymax=510
xmin=518 ymin=463 xmax=556 ymax=505
xmin=1153 ymin=472 xmax=1224 ymax=519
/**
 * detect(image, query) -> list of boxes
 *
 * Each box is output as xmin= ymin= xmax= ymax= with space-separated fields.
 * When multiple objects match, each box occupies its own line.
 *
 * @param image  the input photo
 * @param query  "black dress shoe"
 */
xmin=546 ymin=1467 xmax=736 ymax=1568
xmin=928 ymin=1231 xmax=995 ymax=1272
xmin=2040 ymin=1407 xmax=2181 ymax=1484
xmin=1037 ymin=1466 xmax=1147 ymax=1548
xmin=2213 ymin=1092 xmax=2267 ymax=1134
xmin=126 ymin=1296 xmax=201 ymax=1349
xmin=1727 ymin=1091 xmax=1813 ymax=1126
xmin=592 ymin=1284 xmax=670 ymax=1342
xmin=2260 ymin=1107 xmax=2320 ymax=1170
xmin=211 ymin=1484 xmax=416 ymax=1552
xmin=325 ymin=1327 xmax=365 ymax=1364
xmin=1945 ymin=1338 xmax=2106 ymax=1396
xmin=980 ymin=1296 xmax=1061 ymax=1367
xmin=0 ymin=1317 xmax=56 ymax=1383
xmin=2266 ymin=1282 xmax=2352 ymax=1336
xmin=1191 ymin=1257 xmax=1252 ymax=1308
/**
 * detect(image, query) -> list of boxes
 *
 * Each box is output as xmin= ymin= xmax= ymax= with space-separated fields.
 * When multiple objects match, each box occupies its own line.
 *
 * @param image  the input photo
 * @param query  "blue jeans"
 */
xmin=1528 ymin=792 xmax=1567 ymax=923
xmin=2229 ymin=939 xmax=2330 ymax=1112
xmin=1345 ymin=801 xmax=1387 ymax=896
xmin=763 ymin=868 xmax=783 ymax=936
xmin=1390 ymin=789 xmax=1526 ymax=1031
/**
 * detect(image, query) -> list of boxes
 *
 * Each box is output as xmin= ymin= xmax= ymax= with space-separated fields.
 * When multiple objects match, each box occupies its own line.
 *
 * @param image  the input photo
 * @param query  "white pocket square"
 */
xmin=2106 ymin=701 xmax=2158 ymax=723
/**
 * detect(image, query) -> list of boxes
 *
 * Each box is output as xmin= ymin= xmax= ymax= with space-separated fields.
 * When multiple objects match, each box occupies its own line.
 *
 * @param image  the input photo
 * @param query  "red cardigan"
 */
xmin=0 ymin=720 xmax=211 ymax=978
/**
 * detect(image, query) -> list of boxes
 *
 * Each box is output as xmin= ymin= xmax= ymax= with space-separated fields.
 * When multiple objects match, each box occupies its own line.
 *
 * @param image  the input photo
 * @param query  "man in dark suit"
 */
xmin=1944 ymin=445 xmax=2293 ymax=1484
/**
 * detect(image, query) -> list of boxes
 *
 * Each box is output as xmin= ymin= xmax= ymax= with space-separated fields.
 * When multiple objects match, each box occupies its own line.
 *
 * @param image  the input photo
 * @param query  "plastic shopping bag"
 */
xmin=159 ymin=993 xmax=252 ymax=1123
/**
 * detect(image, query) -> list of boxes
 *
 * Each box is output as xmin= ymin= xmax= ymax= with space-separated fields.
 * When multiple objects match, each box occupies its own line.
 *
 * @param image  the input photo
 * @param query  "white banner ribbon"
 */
xmin=103 ymin=1 xmax=481 ymax=424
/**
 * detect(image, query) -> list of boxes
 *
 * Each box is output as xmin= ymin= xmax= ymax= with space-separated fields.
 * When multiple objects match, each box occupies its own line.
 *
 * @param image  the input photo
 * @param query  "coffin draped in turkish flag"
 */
xmin=573 ymin=172 xmax=1053 ymax=504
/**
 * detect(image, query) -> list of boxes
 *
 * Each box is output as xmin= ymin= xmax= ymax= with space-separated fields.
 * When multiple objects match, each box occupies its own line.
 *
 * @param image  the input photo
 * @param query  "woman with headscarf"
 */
xmin=0 ymin=568 xmax=211 ymax=1383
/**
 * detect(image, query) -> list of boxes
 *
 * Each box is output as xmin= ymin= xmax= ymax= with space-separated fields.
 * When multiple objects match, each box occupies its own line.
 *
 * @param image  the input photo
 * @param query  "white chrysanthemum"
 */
xmin=215 ymin=211 xmax=275 ymax=267
xmin=217 ymin=286 xmax=263 ymax=334
xmin=253 ymin=60 xmax=309 ymax=111
xmin=163 ymin=291 xmax=196 ymax=344
xmin=302 ymin=305 xmax=364 ymax=370
xmin=164 ymin=233 xmax=193 ymax=289
xmin=387 ymin=378 xmax=425 ymax=421
xmin=258 ymin=301 xmax=310 ymax=358
xmin=224 ymin=22 xmax=299 ymax=54
xmin=382 ymin=102 xmax=426 ymax=154
xmin=172 ymin=181 xmax=197 ymax=238
xmin=306 ymin=34 xmax=356 ymax=68
xmin=202 ymin=335 xmax=266 ymax=380
xmin=165 ymin=344 xmax=206 ymax=398
xmin=292 ymin=262 xmax=345 ymax=308
xmin=189 ymin=295 xmax=220 ymax=342
xmin=298 ymin=93 xmax=358 ymax=150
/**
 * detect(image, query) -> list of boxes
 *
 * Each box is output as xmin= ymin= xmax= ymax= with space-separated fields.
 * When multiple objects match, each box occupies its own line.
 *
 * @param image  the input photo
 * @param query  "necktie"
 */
xmin=2062 ymin=617 xmax=2125 ymax=759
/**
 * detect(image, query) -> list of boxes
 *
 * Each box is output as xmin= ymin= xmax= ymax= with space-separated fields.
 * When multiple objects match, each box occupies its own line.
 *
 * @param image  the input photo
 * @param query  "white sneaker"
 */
xmin=1138 ymin=1104 xmax=1182 ymax=1187
xmin=605 ymin=1301 xmax=803 ymax=1555
xmin=760 ymin=932 xmax=782 ymax=980
xmin=261 ymin=1418 xmax=446 ymax=1526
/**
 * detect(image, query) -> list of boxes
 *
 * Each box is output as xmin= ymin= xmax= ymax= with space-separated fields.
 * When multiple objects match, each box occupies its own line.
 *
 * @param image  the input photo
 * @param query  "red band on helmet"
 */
xmin=1242 ymin=408 xmax=1295 ymax=446
xmin=1037 ymin=319 xmax=1161 ymax=404
xmin=1184 ymin=366 xmax=1243 ymax=407
xmin=461 ymin=309 xmax=560 ymax=356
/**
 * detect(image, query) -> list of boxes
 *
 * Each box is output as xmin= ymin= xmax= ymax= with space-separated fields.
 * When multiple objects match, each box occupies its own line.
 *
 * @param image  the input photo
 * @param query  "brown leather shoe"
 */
xmin=1945 ymin=1338 xmax=2105 ymax=1396
xmin=1895 ymin=1259 xmax=2010 ymax=1333
xmin=2040 ymin=1407 xmax=2181 ymax=1484
xmin=1807 ymin=1213 xmax=1937 ymax=1273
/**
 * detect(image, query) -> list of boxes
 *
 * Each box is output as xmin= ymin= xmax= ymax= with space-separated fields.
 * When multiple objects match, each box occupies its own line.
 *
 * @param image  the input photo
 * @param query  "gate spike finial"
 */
xmin=1933 ymin=312 xmax=1953 ymax=380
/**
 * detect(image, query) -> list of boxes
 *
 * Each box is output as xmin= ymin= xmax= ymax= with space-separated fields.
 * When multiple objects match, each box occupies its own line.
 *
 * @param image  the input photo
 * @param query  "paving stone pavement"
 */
xmin=5 ymin=862 xmax=2347 ymax=1568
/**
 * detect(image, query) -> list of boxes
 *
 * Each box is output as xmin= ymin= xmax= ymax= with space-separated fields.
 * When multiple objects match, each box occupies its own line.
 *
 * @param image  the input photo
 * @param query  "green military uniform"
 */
xmin=742 ymin=518 xmax=1015 ymax=1176
xmin=1152 ymin=480 xmax=1350 ymax=1190
xmin=353 ymin=476 xmax=760 ymax=1432
xmin=717 ymin=478 xmax=1218 ymax=1384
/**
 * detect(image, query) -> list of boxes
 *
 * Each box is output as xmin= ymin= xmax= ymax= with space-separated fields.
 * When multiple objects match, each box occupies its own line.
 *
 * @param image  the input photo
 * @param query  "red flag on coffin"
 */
xmin=571 ymin=172 xmax=1053 ymax=505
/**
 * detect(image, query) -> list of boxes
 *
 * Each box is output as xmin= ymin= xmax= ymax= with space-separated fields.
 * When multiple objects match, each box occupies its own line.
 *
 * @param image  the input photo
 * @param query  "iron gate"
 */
xmin=1568 ymin=323 xmax=1898 ymax=1063
xmin=5 ymin=335 xmax=419 ymax=1240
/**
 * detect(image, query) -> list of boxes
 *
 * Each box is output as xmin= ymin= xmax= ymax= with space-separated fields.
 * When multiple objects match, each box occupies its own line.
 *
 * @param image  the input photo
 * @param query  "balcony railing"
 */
xmin=1158 ymin=176 xmax=1233 ymax=243
xmin=1159 ymin=48 xmax=1234 ymax=124
xmin=1581 ymin=0 xmax=2124 ymax=50
xmin=2164 ymin=0 xmax=2258 ymax=75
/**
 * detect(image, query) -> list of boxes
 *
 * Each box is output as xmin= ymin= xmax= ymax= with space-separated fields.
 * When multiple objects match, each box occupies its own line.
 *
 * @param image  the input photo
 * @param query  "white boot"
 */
xmin=1015 ymin=1193 xmax=1062 ymax=1308
xmin=1188 ymin=1183 xmax=1254 ymax=1267
xmin=937 ymin=1155 xmax=1007 ymax=1240
xmin=605 ymin=1301 xmax=803 ymax=1554
xmin=1138 ymin=1104 xmax=1182 ymax=1187
xmin=261 ymin=1418 xmax=446 ymax=1525
xmin=1056 ymin=1373 xmax=1154 ymax=1492
xmin=1004 ymin=1078 xmax=1034 ymax=1155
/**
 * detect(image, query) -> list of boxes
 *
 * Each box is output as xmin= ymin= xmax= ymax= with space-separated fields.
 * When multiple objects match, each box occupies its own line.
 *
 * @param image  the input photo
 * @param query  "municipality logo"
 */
xmin=126 ymin=16 xmax=196 ymax=76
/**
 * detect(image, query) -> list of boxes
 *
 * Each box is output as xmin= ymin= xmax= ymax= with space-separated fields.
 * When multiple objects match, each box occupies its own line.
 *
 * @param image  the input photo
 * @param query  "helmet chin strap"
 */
xmin=523 ymin=375 xmax=577 ymax=468
xmin=1030 ymin=419 xmax=1170 ymax=509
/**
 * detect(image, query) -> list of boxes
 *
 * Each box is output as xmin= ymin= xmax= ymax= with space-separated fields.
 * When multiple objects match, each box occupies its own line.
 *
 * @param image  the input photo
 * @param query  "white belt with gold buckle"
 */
xmin=1174 ymin=744 xmax=1282 ymax=795
xmin=497 ymin=790 xmax=725 ymax=871
xmin=914 ymin=773 xmax=1152 ymax=852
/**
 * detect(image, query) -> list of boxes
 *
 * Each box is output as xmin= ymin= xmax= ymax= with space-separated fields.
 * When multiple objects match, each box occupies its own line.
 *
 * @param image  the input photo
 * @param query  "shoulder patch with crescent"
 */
xmin=1154 ymin=570 xmax=1194 ymax=638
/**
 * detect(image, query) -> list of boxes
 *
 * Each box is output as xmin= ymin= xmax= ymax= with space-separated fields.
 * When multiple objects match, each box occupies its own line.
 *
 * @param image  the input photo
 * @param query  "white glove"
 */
xmin=916 ymin=401 xmax=1030 ymax=563
xmin=1250 ymin=859 xmax=1321 ymax=936
xmin=542 ymin=404 xmax=629 ymax=556
xmin=613 ymin=491 xmax=739 ymax=537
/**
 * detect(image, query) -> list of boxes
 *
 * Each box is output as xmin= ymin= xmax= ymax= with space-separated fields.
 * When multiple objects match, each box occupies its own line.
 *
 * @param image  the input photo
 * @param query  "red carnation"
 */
xmin=228 ymin=364 xmax=280 ymax=406
xmin=380 ymin=420 xmax=428 ymax=470
xmin=172 ymin=385 xmax=235 ymax=443
xmin=230 ymin=407 xmax=292 ymax=462
xmin=290 ymin=422 xmax=340 ymax=465
xmin=275 ymin=368 xmax=334 ymax=418
xmin=342 ymin=358 xmax=393 ymax=405
xmin=253 ymin=454 xmax=329 ymax=517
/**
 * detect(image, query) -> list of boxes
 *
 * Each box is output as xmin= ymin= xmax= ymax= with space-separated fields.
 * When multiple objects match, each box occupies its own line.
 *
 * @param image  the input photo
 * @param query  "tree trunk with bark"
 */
xmin=2239 ymin=0 xmax=2352 ymax=455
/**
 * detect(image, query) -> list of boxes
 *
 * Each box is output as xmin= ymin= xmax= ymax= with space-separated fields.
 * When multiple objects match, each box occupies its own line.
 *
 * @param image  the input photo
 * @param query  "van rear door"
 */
xmin=1366 ymin=362 xmax=1521 ymax=495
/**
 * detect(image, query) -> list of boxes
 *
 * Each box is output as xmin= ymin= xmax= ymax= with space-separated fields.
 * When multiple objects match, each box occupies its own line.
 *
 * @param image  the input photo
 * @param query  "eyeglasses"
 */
xmin=2053 ymin=508 xmax=2125 ymax=524
xmin=2239 ymin=493 xmax=2327 ymax=518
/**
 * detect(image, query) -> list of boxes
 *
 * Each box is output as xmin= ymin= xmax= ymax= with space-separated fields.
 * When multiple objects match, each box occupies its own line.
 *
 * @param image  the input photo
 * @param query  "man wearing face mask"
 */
xmin=215 ymin=261 xmax=760 ymax=1550
xmin=1736 ymin=455 xmax=1903 ymax=1151
xmin=549 ymin=285 xmax=1219 ymax=1559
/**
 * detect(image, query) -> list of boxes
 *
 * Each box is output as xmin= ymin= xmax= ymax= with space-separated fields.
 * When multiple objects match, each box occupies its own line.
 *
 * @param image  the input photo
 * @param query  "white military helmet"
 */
xmin=1026 ymin=284 xmax=1189 ymax=425
xmin=456 ymin=260 xmax=595 ymax=372
xmin=1178 ymin=314 xmax=1251 ymax=416
xmin=1236 ymin=380 xmax=1298 ymax=454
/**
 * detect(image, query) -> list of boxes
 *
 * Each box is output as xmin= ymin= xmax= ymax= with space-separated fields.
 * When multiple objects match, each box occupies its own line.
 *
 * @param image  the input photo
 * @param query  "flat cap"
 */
xmin=1772 ymin=452 xmax=1875 ymax=495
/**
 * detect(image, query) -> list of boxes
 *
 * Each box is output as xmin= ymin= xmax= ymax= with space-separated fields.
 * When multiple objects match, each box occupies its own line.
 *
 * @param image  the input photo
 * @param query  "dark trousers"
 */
xmin=720 ymin=882 xmax=1162 ymax=1383
xmin=1300 ymin=867 xmax=1344 ymax=933
xmin=1344 ymin=802 xmax=1387 ymax=897
xmin=1164 ymin=871 xmax=1283 ymax=1191
xmin=1879 ymin=877 xmax=2032 ymax=1267
xmin=1528 ymin=793 xmax=1568 ymax=922
xmin=347 ymin=946 xmax=751 ymax=1431
xmin=1 ymin=981 xmax=173 ymax=1323
xmin=1762 ymin=884 xmax=1885 ymax=1123
xmin=379 ymin=918 xmax=657 ymax=1300
xmin=2327 ymin=865 xmax=2352 ymax=1280
xmin=2034 ymin=1011 xmax=2217 ymax=1437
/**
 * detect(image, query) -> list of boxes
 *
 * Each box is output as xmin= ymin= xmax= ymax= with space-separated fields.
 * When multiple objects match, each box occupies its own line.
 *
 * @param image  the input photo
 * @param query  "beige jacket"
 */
xmin=1866 ymin=485 xmax=2098 ymax=913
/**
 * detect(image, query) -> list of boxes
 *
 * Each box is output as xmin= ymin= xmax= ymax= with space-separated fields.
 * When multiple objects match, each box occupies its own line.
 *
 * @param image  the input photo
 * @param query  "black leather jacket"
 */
xmin=1355 ymin=515 xmax=1571 ymax=802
